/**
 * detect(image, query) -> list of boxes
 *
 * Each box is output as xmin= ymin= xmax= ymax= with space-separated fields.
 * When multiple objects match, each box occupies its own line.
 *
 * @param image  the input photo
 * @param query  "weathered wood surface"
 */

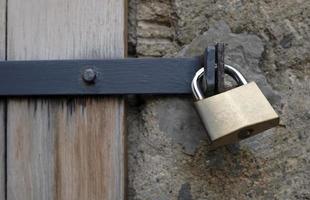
xmin=0 ymin=101 xmax=4 ymax=200
xmin=7 ymin=0 xmax=126 ymax=199
xmin=0 ymin=0 xmax=6 ymax=199
xmin=0 ymin=0 xmax=5 ymax=59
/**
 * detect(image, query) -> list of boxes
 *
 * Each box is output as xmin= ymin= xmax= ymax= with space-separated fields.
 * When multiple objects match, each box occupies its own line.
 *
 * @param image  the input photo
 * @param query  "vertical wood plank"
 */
xmin=0 ymin=0 xmax=5 ymax=59
xmin=0 ymin=0 xmax=6 ymax=199
xmin=0 ymin=100 xmax=4 ymax=200
xmin=7 ymin=0 xmax=126 ymax=199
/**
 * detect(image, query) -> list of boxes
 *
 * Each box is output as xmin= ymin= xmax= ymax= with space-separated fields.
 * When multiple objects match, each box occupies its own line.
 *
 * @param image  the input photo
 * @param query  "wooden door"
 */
xmin=0 ymin=1 xmax=5 ymax=199
xmin=1 ymin=0 xmax=127 ymax=199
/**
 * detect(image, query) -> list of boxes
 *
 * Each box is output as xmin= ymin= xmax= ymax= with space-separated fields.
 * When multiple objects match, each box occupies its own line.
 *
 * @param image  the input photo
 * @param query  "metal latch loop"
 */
xmin=191 ymin=64 xmax=248 ymax=100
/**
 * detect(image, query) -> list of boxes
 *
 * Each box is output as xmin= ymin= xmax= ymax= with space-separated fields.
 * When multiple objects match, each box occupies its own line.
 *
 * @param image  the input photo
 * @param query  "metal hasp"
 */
xmin=203 ymin=47 xmax=216 ymax=97
xmin=0 ymin=58 xmax=202 ymax=96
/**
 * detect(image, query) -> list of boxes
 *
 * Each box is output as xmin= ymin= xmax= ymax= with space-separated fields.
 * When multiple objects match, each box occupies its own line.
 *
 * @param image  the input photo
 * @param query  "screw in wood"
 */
xmin=82 ymin=68 xmax=97 ymax=83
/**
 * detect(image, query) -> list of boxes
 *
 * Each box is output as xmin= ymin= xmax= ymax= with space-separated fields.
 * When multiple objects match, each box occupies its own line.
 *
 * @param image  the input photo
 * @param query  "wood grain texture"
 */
xmin=0 ymin=101 xmax=4 ymax=200
xmin=0 ymin=0 xmax=5 ymax=59
xmin=7 ymin=0 xmax=126 ymax=199
xmin=0 ymin=0 xmax=6 ymax=199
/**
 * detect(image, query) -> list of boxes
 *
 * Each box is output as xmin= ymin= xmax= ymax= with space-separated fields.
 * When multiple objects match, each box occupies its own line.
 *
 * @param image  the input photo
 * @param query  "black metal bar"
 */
xmin=0 ymin=57 xmax=202 ymax=96
xmin=215 ymin=43 xmax=225 ymax=93
xmin=203 ymin=47 xmax=216 ymax=97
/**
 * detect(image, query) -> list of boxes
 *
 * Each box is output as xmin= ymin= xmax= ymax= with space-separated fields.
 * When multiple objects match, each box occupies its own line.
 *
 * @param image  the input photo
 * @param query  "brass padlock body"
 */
xmin=195 ymin=82 xmax=279 ymax=148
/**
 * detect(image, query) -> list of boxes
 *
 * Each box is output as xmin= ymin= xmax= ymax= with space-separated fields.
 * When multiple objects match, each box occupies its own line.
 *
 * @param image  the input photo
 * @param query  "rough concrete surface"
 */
xmin=127 ymin=0 xmax=310 ymax=199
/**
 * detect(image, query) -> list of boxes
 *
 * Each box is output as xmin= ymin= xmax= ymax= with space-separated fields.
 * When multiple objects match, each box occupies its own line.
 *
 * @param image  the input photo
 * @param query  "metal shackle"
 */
xmin=191 ymin=64 xmax=248 ymax=100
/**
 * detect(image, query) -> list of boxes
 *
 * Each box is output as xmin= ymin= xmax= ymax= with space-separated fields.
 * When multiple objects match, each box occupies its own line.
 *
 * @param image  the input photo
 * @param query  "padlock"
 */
xmin=192 ymin=64 xmax=279 ymax=148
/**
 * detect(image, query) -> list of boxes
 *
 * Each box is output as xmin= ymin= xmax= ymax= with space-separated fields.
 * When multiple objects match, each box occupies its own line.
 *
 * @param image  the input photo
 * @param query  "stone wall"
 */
xmin=127 ymin=0 xmax=310 ymax=199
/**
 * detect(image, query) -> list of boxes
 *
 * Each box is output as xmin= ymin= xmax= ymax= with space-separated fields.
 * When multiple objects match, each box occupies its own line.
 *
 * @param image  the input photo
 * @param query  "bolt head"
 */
xmin=82 ymin=68 xmax=97 ymax=83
